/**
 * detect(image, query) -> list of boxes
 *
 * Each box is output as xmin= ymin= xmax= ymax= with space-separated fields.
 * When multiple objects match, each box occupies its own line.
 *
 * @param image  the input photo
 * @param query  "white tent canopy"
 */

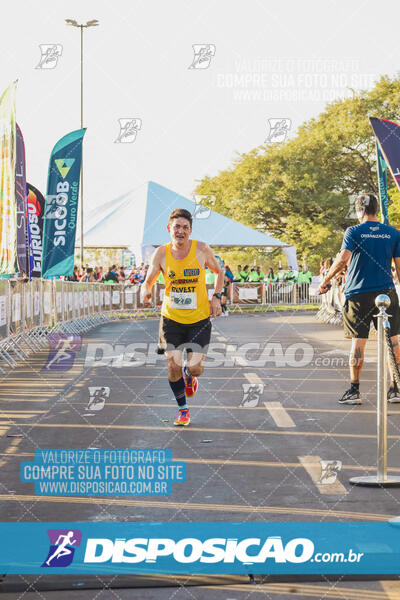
xmin=81 ymin=181 xmax=297 ymax=267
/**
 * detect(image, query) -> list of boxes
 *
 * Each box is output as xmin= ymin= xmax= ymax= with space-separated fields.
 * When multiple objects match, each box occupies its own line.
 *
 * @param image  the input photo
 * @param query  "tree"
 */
xmin=195 ymin=75 xmax=400 ymax=272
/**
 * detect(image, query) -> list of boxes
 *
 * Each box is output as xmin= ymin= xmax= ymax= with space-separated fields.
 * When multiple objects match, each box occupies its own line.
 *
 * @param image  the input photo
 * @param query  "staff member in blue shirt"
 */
xmin=319 ymin=193 xmax=400 ymax=405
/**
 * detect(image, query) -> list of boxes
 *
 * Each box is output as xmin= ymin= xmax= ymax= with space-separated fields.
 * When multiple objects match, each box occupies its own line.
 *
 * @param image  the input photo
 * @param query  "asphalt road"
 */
xmin=1 ymin=310 xmax=400 ymax=598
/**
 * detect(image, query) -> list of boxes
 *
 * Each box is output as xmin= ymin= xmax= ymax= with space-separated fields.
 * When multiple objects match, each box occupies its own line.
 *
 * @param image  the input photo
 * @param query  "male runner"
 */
xmin=141 ymin=208 xmax=224 ymax=425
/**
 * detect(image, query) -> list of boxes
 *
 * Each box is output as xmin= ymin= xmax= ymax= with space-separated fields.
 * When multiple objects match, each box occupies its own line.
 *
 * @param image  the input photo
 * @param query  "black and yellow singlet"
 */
xmin=161 ymin=240 xmax=210 ymax=324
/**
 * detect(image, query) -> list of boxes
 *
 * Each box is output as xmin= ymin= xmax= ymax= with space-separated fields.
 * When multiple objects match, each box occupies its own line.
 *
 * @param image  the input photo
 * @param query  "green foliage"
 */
xmin=195 ymin=74 xmax=400 ymax=273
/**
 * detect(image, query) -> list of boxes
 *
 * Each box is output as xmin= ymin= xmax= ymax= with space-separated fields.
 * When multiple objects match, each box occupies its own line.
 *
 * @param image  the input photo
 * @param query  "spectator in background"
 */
xmin=234 ymin=265 xmax=242 ymax=281
xmin=297 ymin=265 xmax=312 ymax=284
xmin=221 ymin=265 xmax=234 ymax=317
xmin=297 ymin=265 xmax=312 ymax=301
xmin=249 ymin=267 xmax=259 ymax=282
xmin=240 ymin=265 xmax=249 ymax=282
xmin=205 ymin=266 xmax=215 ymax=285
xmin=284 ymin=266 xmax=296 ymax=283
xmin=265 ymin=268 xmax=275 ymax=283
xmin=119 ymin=266 xmax=126 ymax=282
xmin=225 ymin=265 xmax=234 ymax=283
xmin=256 ymin=266 xmax=265 ymax=282
xmin=320 ymin=258 xmax=333 ymax=281
xmin=392 ymin=264 xmax=399 ymax=286
xmin=276 ymin=267 xmax=285 ymax=282
xmin=104 ymin=265 xmax=119 ymax=283
xmin=97 ymin=266 xmax=104 ymax=281
xmin=129 ymin=269 xmax=140 ymax=284
xmin=87 ymin=268 xmax=97 ymax=282
xmin=69 ymin=266 xmax=79 ymax=282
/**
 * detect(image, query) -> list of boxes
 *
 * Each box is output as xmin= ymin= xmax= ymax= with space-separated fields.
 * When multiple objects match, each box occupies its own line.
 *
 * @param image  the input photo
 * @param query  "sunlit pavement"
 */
xmin=1 ymin=310 xmax=399 ymax=597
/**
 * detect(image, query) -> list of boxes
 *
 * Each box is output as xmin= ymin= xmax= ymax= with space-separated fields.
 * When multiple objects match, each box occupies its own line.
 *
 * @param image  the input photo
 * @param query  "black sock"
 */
xmin=392 ymin=381 xmax=398 ymax=392
xmin=350 ymin=382 xmax=359 ymax=393
xmin=169 ymin=377 xmax=187 ymax=408
xmin=183 ymin=365 xmax=193 ymax=377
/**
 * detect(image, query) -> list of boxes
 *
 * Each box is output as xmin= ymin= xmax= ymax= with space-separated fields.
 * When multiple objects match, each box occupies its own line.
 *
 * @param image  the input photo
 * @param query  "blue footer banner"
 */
xmin=1 ymin=522 xmax=400 ymax=574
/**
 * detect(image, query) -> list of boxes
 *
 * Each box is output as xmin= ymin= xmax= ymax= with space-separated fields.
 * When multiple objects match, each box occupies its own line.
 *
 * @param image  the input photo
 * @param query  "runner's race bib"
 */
xmin=169 ymin=292 xmax=197 ymax=309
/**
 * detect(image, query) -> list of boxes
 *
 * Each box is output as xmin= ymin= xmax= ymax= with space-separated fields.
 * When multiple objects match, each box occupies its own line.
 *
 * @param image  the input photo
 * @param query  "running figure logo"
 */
xmin=114 ymin=118 xmax=142 ymax=143
xmin=44 ymin=334 xmax=82 ymax=371
xmin=192 ymin=196 xmax=212 ymax=220
xmin=188 ymin=44 xmax=216 ymax=69
xmin=345 ymin=195 xmax=359 ymax=220
xmin=35 ymin=44 xmax=63 ymax=69
xmin=317 ymin=460 xmax=342 ymax=485
xmin=241 ymin=384 xmax=264 ymax=407
xmin=42 ymin=529 xmax=82 ymax=567
xmin=87 ymin=386 xmax=110 ymax=411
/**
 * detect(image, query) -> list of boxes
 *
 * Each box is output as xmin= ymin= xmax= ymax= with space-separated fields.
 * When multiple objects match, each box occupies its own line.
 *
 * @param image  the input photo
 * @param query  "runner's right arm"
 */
xmin=140 ymin=247 xmax=162 ymax=304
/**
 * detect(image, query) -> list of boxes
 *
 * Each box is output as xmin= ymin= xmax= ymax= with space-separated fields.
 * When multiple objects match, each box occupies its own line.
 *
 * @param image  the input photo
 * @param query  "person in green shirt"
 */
xmin=297 ymin=266 xmax=312 ymax=284
xmin=265 ymin=268 xmax=275 ymax=283
xmin=234 ymin=265 xmax=242 ymax=281
xmin=284 ymin=267 xmax=296 ymax=283
xmin=205 ymin=267 xmax=215 ymax=285
xmin=256 ymin=266 xmax=265 ymax=282
xmin=276 ymin=268 xmax=285 ymax=282
xmin=249 ymin=267 xmax=259 ymax=282
xmin=240 ymin=265 xmax=249 ymax=282
xmin=157 ymin=271 xmax=165 ymax=284
xmin=297 ymin=265 xmax=312 ymax=301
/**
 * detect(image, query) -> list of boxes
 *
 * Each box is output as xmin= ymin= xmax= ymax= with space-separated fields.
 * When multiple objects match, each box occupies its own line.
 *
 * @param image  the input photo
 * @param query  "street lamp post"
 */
xmin=65 ymin=18 xmax=99 ymax=267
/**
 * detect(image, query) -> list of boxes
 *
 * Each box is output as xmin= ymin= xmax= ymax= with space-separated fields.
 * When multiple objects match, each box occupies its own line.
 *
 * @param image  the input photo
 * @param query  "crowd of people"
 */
xmin=231 ymin=264 xmax=313 ymax=284
xmin=66 ymin=263 xmax=149 ymax=284
xmin=61 ymin=262 xmax=314 ymax=286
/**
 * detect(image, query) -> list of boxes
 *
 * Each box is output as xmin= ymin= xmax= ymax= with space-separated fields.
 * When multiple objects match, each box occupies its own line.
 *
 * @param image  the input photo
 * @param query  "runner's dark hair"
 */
xmin=168 ymin=208 xmax=193 ymax=226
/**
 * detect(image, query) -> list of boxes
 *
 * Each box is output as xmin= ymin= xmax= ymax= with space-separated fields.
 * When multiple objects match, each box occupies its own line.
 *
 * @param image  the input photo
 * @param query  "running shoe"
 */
xmin=338 ymin=388 xmax=362 ymax=405
xmin=184 ymin=371 xmax=198 ymax=398
xmin=388 ymin=386 xmax=400 ymax=403
xmin=174 ymin=408 xmax=190 ymax=426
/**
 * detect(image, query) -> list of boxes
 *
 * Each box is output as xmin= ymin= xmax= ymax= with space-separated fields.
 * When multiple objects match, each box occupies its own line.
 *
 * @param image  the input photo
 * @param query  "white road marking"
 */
xmin=244 ymin=373 xmax=263 ymax=385
xmin=298 ymin=455 xmax=348 ymax=495
xmin=264 ymin=402 xmax=296 ymax=428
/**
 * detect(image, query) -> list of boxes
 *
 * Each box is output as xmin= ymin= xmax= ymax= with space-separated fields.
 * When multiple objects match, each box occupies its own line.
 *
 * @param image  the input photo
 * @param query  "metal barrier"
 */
xmin=0 ymin=280 xmax=114 ymax=371
xmin=228 ymin=282 xmax=321 ymax=313
xmin=0 ymin=278 xmax=321 ymax=371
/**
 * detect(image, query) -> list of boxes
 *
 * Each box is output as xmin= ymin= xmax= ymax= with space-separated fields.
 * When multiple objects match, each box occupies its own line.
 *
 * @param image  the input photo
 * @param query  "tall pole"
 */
xmin=66 ymin=18 xmax=98 ymax=267
xmin=80 ymin=25 xmax=84 ymax=267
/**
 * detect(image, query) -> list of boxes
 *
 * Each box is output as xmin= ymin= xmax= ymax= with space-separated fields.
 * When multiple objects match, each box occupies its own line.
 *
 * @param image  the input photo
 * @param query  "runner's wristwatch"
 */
xmin=213 ymin=293 xmax=222 ymax=299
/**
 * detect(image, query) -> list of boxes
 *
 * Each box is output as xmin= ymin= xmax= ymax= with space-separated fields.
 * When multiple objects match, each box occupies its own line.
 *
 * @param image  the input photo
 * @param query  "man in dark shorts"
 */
xmin=319 ymin=193 xmax=400 ymax=404
xmin=141 ymin=208 xmax=224 ymax=425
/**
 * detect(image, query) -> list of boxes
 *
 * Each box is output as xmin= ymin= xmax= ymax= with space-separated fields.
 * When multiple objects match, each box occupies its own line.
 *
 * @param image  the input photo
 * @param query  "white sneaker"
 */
xmin=388 ymin=386 xmax=400 ymax=403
